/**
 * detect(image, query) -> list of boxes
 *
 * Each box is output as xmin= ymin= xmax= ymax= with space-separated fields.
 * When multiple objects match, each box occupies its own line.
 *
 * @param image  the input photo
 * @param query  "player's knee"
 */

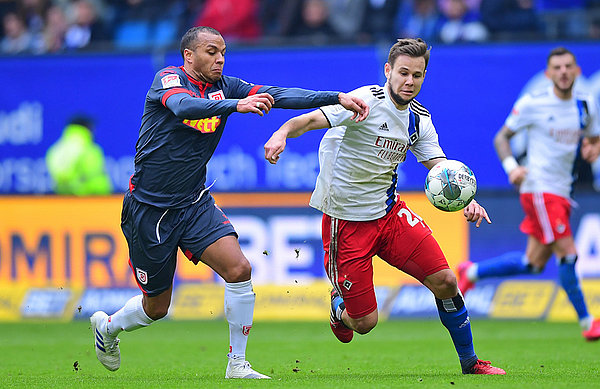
xmin=526 ymin=263 xmax=544 ymax=274
xmin=353 ymin=315 xmax=378 ymax=334
xmin=428 ymin=270 xmax=458 ymax=298
xmin=145 ymin=304 xmax=169 ymax=320
xmin=223 ymin=259 xmax=252 ymax=283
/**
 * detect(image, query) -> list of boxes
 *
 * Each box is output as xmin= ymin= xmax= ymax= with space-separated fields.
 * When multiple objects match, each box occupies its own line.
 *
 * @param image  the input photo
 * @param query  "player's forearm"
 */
xmin=259 ymin=86 xmax=339 ymax=109
xmin=494 ymin=126 xmax=520 ymax=175
xmin=279 ymin=116 xmax=315 ymax=139
xmin=493 ymin=127 xmax=515 ymax=161
xmin=281 ymin=111 xmax=329 ymax=139
xmin=167 ymin=95 xmax=238 ymax=118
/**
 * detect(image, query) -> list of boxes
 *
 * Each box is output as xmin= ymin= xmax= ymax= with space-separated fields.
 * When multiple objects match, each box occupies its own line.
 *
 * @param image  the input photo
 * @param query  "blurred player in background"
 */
xmin=89 ymin=26 xmax=368 ymax=379
xmin=457 ymin=47 xmax=600 ymax=341
xmin=46 ymin=115 xmax=113 ymax=195
xmin=264 ymin=38 xmax=505 ymax=375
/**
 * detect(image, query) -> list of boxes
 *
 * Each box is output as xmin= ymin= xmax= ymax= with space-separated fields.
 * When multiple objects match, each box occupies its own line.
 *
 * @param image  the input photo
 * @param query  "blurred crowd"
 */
xmin=1 ymin=0 xmax=600 ymax=55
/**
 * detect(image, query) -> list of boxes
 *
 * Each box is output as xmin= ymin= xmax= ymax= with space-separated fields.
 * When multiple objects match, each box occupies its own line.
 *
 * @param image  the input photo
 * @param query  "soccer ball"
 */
xmin=424 ymin=160 xmax=477 ymax=212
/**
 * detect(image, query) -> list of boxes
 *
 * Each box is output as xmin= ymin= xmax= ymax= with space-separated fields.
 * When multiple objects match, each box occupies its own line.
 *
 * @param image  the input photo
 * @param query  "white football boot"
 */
xmin=90 ymin=311 xmax=121 ymax=371
xmin=225 ymin=358 xmax=271 ymax=379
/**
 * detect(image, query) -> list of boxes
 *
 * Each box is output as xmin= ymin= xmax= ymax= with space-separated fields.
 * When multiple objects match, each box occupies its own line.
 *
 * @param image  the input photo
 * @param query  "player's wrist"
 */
xmin=501 ymin=156 xmax=519 ymax=175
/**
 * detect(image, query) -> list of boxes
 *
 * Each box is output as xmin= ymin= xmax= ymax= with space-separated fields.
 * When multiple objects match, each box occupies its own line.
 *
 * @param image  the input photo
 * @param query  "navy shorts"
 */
xmin=120 ymin=191 xmax=236 ymax=296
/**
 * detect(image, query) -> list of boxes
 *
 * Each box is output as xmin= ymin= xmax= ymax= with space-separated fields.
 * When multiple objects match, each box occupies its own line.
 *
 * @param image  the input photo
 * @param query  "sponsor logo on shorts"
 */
xmin=136 ymin=268 xmax=148 ymax=285
xmin=242 ymin=325 xmax=252 ymax=336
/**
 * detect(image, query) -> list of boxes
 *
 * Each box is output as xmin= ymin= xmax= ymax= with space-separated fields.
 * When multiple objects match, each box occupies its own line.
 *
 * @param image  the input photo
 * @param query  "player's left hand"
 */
xmin=463 ymin=199 xmax=492 ymax=227
xmin=338 ymin=93 xmax=369 ymax=122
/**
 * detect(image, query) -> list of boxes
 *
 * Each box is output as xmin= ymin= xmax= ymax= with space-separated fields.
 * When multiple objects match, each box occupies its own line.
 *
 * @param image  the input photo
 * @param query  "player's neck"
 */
xmin=386 ymin=84 xmax=410 ymax=111
xmin=553 ymin=86 xmax=573 ymax=101
xmin=183 ymin=65 xmax=209 ymax=85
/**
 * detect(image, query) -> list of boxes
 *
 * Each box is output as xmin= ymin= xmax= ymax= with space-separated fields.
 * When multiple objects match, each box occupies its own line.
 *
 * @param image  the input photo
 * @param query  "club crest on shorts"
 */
xmin=242 ymin=325 xmax=252 ymax=336
xmin=136 ymin=268 xmax=148 ymax=285
xmin=343 ymin=279 xmax=352 ymax=291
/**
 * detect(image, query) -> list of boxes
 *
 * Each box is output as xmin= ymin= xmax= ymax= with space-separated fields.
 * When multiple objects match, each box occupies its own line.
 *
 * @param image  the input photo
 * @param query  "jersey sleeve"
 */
xmin=410 ymin=115 xmax=446 ymax=162
xmin=149 ymin=69 xmax=238 ymax=119
xmin=220 ymin=75 xmax=341 ymax=108
xmin=320 ymin=87 xmax=369 ymax=127
xmin=584 ymin=95 xmax=600 ymax=137
xmin=504 ymin=94 xmax=533 ymax=132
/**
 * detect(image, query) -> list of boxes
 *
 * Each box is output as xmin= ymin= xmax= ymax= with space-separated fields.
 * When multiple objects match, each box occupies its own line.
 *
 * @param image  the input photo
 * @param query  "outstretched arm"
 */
xmin=257 ymin=86 xmax=369 ymax=122
xmin=264 ymin=110 xmax=330 ymax=164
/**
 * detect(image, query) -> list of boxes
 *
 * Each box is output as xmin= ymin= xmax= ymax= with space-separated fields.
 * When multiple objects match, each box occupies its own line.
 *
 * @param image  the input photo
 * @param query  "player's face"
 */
xmin=384 ymin=55 xmax=426 ymax=108
xmin=185 ymin=32 xmax=226 ymax=83
xmin=545 ymin=53 xmax=580 ymax=96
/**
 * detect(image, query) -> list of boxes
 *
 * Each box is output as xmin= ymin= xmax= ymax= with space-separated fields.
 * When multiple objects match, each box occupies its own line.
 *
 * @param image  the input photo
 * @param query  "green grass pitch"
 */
xmin=1 ymin=319 xmax=598 ymax=388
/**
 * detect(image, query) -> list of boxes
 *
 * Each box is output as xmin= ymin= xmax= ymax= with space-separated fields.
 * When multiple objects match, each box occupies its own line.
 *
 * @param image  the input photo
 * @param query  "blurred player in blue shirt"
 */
xmin=89 ymin=26 xmax=368 ymax=379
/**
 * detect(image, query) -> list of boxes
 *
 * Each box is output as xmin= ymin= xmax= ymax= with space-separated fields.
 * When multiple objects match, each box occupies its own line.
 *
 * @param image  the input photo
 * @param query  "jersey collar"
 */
xmin=180 ymin=66 xmax=213 ymax=92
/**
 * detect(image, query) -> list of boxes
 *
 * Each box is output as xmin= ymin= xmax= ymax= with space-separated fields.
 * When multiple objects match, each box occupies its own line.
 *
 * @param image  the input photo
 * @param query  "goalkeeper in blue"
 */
xmin=457 ymin=47 xmax=600 ymax=341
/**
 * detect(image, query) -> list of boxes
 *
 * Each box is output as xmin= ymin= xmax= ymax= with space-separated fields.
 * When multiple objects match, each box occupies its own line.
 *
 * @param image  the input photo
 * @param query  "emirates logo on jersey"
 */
xmin=183 ymin=116 xmax=221 ymax=133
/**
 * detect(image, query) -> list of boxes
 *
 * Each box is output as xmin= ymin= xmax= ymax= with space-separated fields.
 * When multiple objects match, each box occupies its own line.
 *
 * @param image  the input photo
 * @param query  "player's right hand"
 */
xmin=508 ymin=166 xmax=527 ymax=186
xmin=237 ymin=93 xmax=275 ymax=116
xmin=264 ymin=130 xmax=287 ymax=164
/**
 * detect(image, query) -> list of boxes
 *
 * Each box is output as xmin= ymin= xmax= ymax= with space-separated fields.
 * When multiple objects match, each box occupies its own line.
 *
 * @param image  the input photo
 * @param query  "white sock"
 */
xmin=467 ymin=263 xmax=479 ymax=282
xmin=580 ymin=315 xmax=594 ymax=330
xmin=106 ymin=294 xmax=154 ymax=336
xmin=224 ymin=280 xmax=255 ymax=362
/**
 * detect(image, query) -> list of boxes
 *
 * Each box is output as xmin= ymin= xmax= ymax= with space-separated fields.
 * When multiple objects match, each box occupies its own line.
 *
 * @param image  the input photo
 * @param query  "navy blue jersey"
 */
xmin=130 ymin=65 xmax=340 ymax=208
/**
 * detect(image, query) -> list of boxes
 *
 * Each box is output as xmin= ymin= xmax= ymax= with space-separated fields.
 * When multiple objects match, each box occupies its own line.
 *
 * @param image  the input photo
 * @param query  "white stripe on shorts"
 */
xmin=533 ymin=192 xmax=554 ymax=243
xmin=329 ymin=217 xmax=342 ymax=296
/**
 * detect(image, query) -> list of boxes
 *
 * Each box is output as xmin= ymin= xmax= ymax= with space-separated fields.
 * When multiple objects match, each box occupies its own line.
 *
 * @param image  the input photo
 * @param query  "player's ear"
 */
xmin=183 ymin=48 xmax=193 ymax=63
xmin=384 ymin=62 xmax=391 ymax=79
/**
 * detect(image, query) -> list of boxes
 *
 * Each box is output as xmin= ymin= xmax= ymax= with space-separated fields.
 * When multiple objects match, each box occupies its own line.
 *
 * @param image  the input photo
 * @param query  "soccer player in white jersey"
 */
xmin=264 ymin=38 xmax=505 ymax=375
xmin=456 ymin=47 xmax=600 ymax=341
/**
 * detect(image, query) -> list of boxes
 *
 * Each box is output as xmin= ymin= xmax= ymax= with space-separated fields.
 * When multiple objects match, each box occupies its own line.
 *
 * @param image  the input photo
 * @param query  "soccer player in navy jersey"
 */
xmin=457 ymin=47 xmax=600 ymax=341
xmin=89 ymin=26 xmax=368 ymax=379
xmin=264 ymin=38 xmax=505 ymax=375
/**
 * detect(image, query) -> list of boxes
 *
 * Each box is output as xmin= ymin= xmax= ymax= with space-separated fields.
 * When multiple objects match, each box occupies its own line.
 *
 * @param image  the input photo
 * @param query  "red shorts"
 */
xmin=520 ymin=192 xmax=572 ymax=244
xmin=322 ymin=200 xmax=448 ymax=319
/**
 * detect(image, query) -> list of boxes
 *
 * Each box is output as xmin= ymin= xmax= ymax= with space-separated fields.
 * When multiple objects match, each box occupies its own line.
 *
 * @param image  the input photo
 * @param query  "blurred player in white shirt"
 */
xmin=457 ymin=47 xmax=600 ymax=341
xmin=264 ymin=38 xmax=505 ymax=375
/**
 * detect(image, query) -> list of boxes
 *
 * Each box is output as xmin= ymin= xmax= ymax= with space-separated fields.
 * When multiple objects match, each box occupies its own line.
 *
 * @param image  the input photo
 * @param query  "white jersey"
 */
xmin=505 ymin=86 xmax=600 ymax=199
xmin=310 ymin=84 xmax=445 ymax=221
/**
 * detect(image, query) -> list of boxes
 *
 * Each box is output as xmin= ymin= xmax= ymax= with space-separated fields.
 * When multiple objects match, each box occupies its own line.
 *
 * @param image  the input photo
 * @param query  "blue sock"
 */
xmin=436 ymin=294 xmax=477 ymax=372
xmin=332 ymin=293 xmax=345 ymax=321
xmin=558 ymin=255 xmax=589 ymax=320
xmin=476 ymin=251 xmax=535 ymax=279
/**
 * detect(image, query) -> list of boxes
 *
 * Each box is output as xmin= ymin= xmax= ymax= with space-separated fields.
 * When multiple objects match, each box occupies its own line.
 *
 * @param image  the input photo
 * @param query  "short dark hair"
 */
xmin=180 ymin=26 xmax=222 ymax=58
xmin=388 ymin=38 xmax=431 ymax=69
xmin=69 ymin=115 xmax=94 ymax=130
xmin=547 ymin=46 xmax=576 ymax=65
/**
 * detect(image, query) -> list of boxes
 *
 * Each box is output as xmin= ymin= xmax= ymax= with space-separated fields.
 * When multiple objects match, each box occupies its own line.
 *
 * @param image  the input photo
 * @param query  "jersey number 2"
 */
xmin=397 ymin=208 xmax=424 ymax=227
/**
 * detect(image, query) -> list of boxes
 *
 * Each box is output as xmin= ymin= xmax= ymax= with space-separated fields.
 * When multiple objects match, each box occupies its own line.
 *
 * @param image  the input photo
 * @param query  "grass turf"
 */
xmin=1 ymin=319 xmax=598 ymax=388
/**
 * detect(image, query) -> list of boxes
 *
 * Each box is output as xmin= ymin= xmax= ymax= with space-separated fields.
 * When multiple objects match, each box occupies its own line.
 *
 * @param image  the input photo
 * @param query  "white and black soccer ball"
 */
xmin=424 ymin=159 xmax=477 ymax=212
